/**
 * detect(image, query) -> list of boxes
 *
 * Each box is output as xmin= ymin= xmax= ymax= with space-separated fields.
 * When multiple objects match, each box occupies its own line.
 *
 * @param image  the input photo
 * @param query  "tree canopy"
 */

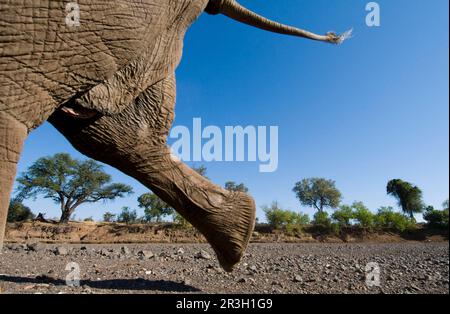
xmin=16 ymin=153 xmax=133 ymax=223
xmin=138 ymin=192 xmax=174 ymax=222
xmin=224 ymin=181 xmax=249 ymax=193
xmin=386 ymin=179 xmax=424 ymax=218
xmin=293 ymin=178 xmax=342 ymax=212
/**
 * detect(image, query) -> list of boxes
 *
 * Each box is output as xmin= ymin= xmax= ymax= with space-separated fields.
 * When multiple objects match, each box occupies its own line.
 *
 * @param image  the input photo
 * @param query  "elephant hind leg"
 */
xmin=49 ymin=75 xmax=256 ymax=272
xmin=0 ymin=113 xmax=27 ymax=252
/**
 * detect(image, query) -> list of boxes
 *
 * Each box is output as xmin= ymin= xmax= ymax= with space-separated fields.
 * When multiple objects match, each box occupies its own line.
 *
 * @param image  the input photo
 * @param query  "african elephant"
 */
xmin=0 ymin=0 xmax=349 ymax=271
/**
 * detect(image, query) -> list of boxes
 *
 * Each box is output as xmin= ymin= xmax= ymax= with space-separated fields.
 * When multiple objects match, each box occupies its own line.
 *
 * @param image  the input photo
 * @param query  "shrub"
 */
xmin=312 ymin=211 xmax=340 ymax=234
xmin=352 ymin=202 xmax=375 ymax=229
xmin=263 ymin=202 xmax=310 ymax=235
xmin=374 ymin=206 xmax=416 ymax=232
xmin=312 ymin=211 xmax=332 ymax=227
xmin=117 ymin=207 xmax=138 ymax=224
xmin=7 ymin=201 xmax=35 ymax=222
xmin=103 ymin=212 xmax=116 ymax=223
xmin=285 ymin=212 xmax=310 ymax=235
xmin=83 ymin=217 xmax=94 ymax=222
xmin=172 ymin=212 xmax=193 ymax=229
xmin=423 ymin=206 xmax=449 ymax=229
xmin=332 ymin=205 xmax=354 ymax=227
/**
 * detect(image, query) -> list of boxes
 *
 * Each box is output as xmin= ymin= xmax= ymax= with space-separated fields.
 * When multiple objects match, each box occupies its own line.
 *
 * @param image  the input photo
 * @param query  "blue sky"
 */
xmin=14 ymin=0 xmax=449 ymax=221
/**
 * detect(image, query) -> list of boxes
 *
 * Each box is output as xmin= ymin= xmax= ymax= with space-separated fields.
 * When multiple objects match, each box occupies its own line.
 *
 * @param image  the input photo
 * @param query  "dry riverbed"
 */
xmin=0 ymin=242 xmax=448 ymax=294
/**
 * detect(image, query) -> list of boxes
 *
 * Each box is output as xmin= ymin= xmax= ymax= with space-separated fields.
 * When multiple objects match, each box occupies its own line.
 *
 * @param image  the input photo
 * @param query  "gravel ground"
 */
xmin=0 ymin=242 xmax=448 ymax=294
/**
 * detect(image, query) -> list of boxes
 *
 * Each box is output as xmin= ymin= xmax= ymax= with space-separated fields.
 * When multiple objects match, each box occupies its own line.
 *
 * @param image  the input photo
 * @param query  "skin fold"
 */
xmin=0 ymin=0 xmax=346 ymax=271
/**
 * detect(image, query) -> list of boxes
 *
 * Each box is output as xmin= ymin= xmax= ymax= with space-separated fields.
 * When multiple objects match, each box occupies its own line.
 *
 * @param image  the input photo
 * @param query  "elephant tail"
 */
xmin=206 ymin=0 xmax=352 ymax=45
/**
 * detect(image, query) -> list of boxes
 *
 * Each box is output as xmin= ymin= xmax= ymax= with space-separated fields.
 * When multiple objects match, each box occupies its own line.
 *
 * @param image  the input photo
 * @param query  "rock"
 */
xmin=248 ymin=265 xmax=258 ymax=273
xmin=182 ymin=279 xmax=192 ymax=286
xmin=99 ymin=248 xmax=110 ymax=256
xmin=26 ymin=242 xmax=40 ymax=252
xmin=159 ymin=252 xmax=173 ymax=259
xmin=177 ymin=248 xmax=185 ymax=255
xmin=195 ymin=250 xmax=212 ymax=260
xmin=120 ymin=246 xmax=131 ymax=256
xmin=137 ymin=250 xmax=154 ymax=260
xmin=410 ymin=284 xmax=421 ymax=291
xmin=293 ymin=275 xmax=303 ymax=283
xmin=54 ymin=247 xmax=68 ymax=256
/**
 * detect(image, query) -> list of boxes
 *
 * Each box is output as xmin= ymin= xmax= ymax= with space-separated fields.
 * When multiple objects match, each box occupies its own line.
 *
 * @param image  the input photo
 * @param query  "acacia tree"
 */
xmin=138 ymin=192 xmax=174 ymax=222
xmin=386 ymin=179 xmax=424 ymax=219
xmin=293 ymin=178 xmax=342 ymax=213
xmin=16 ymin=153 xmax=133 ymax=223
xmin=225 ymin=181 xmax=249 ymax=193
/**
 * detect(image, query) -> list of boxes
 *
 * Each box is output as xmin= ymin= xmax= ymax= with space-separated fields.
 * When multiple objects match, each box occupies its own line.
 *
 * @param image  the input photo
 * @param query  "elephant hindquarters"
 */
xmin=49 ymin=74 xmax=256 ymax=272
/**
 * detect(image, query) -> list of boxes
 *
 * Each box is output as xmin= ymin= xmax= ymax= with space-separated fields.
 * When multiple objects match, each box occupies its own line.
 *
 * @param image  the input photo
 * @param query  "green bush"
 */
xmin=332 ymin=205 xmax=354 ymax=227
xmin=374 ymin=206 xmax=416 ymax=232
xmin=352 ymin=202 xmax=375 ymax=229
xmin=172 ymin=212 xmax=193 ymax=229
xmin=312 ymin=211 xmax=340 ymax=234
xmin=117 ymin=207 xmax=138 ymax=224
xmin=103 ymin=212 xmax=116 ymax=223
xmin=423 ymin=206 xmax=449 ymax=229
xmin=263 ymin=202 xmax=310 ymax=235
xmin=313 ymin=211 xmax=332 ymax=227
xmin=7 ymin=201 xmax=35 ymax=222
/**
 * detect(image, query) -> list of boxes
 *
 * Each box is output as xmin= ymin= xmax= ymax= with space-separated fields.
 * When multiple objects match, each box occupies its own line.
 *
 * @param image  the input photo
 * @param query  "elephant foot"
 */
xmin=194 ymin=191 xmax=256 ymax=272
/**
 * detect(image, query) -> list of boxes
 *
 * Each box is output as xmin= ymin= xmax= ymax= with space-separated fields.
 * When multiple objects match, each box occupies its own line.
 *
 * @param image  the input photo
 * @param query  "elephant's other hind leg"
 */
xmin=0 ymin=113 xmax=27 ymax=252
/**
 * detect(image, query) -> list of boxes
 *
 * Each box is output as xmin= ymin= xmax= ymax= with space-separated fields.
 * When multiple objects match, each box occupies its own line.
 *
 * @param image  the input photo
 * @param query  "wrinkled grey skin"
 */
xmin=0 ymin=0 xmax=346 ymax=271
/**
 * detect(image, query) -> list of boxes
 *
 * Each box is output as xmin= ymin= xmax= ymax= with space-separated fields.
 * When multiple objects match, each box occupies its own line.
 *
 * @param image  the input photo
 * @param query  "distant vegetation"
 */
xmin=262 ymin=202 xmax=309 ymax=235
xmin=117 ymin=207 xmax=138 ymax=224
xmin=7 ymin=200 xmax=35 ymax=222
xmin=263 ymin=178 xmax=448 ymax=236
xmin=8 ymin=155 xmax=449 ymax=238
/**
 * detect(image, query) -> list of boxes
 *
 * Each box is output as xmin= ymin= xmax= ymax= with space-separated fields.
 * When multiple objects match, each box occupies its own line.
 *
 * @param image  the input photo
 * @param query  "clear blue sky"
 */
xmin=14 ymin=0 xmax=449 ymax=221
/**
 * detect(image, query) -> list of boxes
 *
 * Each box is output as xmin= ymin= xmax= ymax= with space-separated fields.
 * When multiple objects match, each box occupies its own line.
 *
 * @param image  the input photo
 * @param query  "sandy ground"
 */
xmin=0 ymin=242 xmax=448 ymax=294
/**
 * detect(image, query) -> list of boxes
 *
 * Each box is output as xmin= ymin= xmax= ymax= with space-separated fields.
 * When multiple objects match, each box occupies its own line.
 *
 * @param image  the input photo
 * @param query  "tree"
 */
xmin=15 ymin=153 xmax=133 ymax=223
xmin=193 ymin=165 xmax=208 ymax=178
xmin=386 ymin=179 xmax=424 ymax=219
xmin=443 ymin=199 xmax=449 ymax=211
xmin=138 ymin=192 xmax=174 ymax=222
xmin=423 ymin=205 xmax=449 ymax=229
xmin=117 ymin=207 xmax=138 ymax=224
xmin=103 ymin=212 xmax=116 ymax=223
xmin=224 ymin=181 xmax=249 ymax=193
xmin=293 ymin=178 xmax=342 ymax=212
xmin=7 ymin=200 xmax=35 ymax=222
